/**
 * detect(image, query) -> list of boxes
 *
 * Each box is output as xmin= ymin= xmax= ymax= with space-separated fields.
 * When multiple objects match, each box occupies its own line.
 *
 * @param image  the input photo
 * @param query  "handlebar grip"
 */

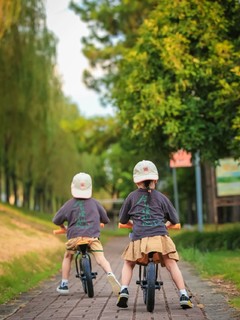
xmin=118 ymin=222 xmax=181 ymax=230
xmin=118 ymin=222 xmax=133 ymax=229
xmin=167 ymin=223 xmax=181 ymax=230
xmin=53 ymin=228 xmax=66 ymax=234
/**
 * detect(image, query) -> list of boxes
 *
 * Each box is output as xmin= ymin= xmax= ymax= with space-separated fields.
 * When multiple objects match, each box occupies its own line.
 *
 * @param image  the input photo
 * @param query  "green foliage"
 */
xmin=72 ymin=0 xmax=240 ymax=162
xmin=0 ymin=0 xmax=21 ymax=38
xmin=0 ymin=249 xmax=63 ymax=304
xmin=180 ymin=248 xmax=240 ymax=286
xmin=172 ymin=225 xmax=240 ymax=251
xmin=174 ymin=225 xmax=240 ymax=309
xmin=113 ymin=0 xmax=240 ymax=161
xmin=0 ymin=0 xmax=83 ymax=210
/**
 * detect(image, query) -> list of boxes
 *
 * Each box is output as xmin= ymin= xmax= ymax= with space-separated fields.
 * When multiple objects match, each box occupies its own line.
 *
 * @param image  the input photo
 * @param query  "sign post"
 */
xmin=172 ymin=167 xmax=180 ymax=216
xmin=195 ymin=150 xmax=203 ymax=232
xmin=170 ymin=150 xmax=192 ymax=220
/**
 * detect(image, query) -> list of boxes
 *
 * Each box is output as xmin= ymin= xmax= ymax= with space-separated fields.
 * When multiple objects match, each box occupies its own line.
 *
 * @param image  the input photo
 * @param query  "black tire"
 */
xmin=146 ymin=262 xmax=155 ymax=312
xmin=81 ymin=256 xmax=94 ymax=298
xmin=143 ymin=266 xmax=147 ymax=304
xmin=78 ymin=258 xmax=87 ymax=293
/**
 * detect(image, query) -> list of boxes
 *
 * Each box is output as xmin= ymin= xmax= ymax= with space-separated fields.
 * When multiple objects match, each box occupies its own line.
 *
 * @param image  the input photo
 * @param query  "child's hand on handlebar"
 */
xmin=165 ymin=222 xmax=181 ymax=230
xmin=118 ymin=221 xmax=133 ymax=229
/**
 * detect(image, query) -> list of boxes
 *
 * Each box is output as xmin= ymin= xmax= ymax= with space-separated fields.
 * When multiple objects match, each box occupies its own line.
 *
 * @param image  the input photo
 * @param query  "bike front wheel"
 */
xmin=81 ymin=256 xmax=94 ymax=298
xmin=146 ymin=262 xmax=155 ymax=312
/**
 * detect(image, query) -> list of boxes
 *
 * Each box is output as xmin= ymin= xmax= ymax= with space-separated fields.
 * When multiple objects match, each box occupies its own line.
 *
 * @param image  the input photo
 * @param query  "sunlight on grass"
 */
xmin=180 ymin=248 xmax=240 ymax=284
xmin=0 ymin=248 xmax=63 ymax=304
xmin=230 ymin=296 xmax=240 ymax=309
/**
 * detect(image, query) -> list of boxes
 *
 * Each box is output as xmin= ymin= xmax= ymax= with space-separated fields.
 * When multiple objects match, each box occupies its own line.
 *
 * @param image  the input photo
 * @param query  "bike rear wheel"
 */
xmin=81 ymin=256 xmax=94 ymax=298
xmin=146 ymin=262 xmax=155 ymax=312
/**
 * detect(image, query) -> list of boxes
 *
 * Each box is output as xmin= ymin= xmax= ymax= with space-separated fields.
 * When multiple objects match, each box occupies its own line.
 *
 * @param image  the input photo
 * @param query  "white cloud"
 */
xmin=45 ymin=0 xmax=114 ymax=117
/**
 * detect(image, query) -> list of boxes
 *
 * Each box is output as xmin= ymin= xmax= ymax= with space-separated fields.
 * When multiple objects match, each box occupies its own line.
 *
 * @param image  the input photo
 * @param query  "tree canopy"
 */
xmin=0 ymin=0 xmax=82 ymax=210
xmin=0 ymin=0 xmax=21 ymax=38
xmin=71 ymin=0 xmax=240 ymax=162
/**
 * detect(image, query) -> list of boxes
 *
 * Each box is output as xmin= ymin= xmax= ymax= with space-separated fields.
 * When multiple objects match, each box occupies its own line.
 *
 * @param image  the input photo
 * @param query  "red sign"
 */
xmin=170 ymin=150 xmax=192 ymax=168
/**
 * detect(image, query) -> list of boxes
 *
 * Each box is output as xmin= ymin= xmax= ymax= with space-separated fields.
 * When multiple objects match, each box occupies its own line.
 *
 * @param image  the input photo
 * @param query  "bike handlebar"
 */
xmin=53 ymin=223 xmax=105 ymax=235
xmin=53 ymin=228 xmax=67 ymax=234
xmin=118 ymin=222 xmax=181 ymax=230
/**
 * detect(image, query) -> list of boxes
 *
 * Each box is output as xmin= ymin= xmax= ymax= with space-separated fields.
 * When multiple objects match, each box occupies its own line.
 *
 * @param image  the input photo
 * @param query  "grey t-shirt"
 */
xmin=52 ymin=198 xmax=110 ymax=239
xmin=119 ymin=188 xmax=179 ymax=241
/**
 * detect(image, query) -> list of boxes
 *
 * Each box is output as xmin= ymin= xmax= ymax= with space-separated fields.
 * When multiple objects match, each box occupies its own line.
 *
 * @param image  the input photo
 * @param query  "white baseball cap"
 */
xmin=133 ymin=160 xmax=159 ymax=183
xmin=71 ymin=173 xmax=92 ymax=199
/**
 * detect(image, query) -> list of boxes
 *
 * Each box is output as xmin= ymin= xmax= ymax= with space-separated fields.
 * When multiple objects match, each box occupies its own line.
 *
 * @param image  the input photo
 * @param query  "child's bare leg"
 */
xmin=57 ymin=251 xmax=73 ymax=294
xmin=121 ymin=260 xmax=136 ymax=286
xmin=162 ymin=255 xmax=185 ymax=289
xmin=62 ymin=251 xmax=73 ymax=279
xmin=162 ymin=254 xmax=193 ymax=308
xmin=94 ymin=253 xmax=112 ymax=273
xmin=94 ymin=253 xmax=121 ymax=295
xmin=116 ymin=260 xmax=135 ymax=308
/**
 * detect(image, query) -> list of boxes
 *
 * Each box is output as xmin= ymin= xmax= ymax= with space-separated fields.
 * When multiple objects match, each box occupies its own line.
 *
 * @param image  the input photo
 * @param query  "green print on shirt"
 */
xmin=73 ymin=200 xmax=92 ymax=229
xmin=136 ymin=195 xmax=161 ymax=227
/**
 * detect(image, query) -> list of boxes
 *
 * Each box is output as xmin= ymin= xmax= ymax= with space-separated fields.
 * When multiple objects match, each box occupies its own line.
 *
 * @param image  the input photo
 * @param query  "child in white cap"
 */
xmin=53 ymin=172 xmax=120 ymax=295
xmin=116 ymin=160 xmax=193 ymax=309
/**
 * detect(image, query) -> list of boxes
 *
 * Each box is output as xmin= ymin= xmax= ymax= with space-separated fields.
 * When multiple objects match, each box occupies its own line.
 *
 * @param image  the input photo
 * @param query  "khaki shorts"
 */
xmin=121 ymin=235 xmax=179 ymax=266
xmin=65 ymin=237 xmax=104 ymax=257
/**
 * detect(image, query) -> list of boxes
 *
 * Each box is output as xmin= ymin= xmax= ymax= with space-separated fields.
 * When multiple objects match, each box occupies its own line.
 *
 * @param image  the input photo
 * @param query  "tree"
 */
xmin=0 ymin=0 xmax=21 ymax=38
xmin=70 ymin=0 xmax=158 ymax=103
xmin=71 ymin=0 xmax=240 ymax=162
xmin=0 ymin=0 xmax=82 ymax=210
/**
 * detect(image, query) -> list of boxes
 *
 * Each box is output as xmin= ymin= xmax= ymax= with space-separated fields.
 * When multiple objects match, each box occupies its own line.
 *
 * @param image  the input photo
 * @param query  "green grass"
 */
xmin=231 ymin=297 xmax=240 ymax=310
xmin=0 ymin=226 xmax=127 ymax=304
xmin=169 ymin=224 xmax=240 ymax=310
xmin=0 ymin=203 xmax=129 ymax=304
xmin=0 ymin=248 xmax=64 ymax=304
xmin=179 ymin=247 xmax=240 ymax=309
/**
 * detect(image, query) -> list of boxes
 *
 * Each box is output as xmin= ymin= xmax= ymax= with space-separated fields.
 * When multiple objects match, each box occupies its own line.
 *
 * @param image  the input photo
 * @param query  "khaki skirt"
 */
xmin=121 ymin=235 xmax=179 ymax=267
xmin=65 ymin=237 xmax=104 ymax=256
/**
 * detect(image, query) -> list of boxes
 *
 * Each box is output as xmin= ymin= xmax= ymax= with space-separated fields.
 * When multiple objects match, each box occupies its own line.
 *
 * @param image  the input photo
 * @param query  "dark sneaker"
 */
xmin=117 ymin=288 xmax=129 ymax=308
xmin=57 ymin=283 xmax=69 ymax=294
xmin=180 ymin=294 xmax=193 ymax=309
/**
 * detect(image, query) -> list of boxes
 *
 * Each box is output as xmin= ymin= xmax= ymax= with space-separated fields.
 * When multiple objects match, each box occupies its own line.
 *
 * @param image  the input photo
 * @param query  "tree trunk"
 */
xmin=11 ymin=172 xmax=18 ymax=206
xmin=23 ymin=180 xmax=32 ymax=209
xmin=203 ymin=163 xmax=218 ymax=224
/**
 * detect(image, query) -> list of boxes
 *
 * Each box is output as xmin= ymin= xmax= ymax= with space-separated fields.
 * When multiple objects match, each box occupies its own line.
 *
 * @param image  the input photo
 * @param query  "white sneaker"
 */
xmin=56 ymin=283 xmax=69 ymax=294
xmin=107 ymin=273 xmax=121 ymax=296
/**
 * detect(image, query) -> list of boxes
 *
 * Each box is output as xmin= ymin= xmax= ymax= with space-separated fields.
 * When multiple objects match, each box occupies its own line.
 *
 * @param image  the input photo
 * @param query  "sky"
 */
xmin=45 ymin=0 xmax=114 ymax=117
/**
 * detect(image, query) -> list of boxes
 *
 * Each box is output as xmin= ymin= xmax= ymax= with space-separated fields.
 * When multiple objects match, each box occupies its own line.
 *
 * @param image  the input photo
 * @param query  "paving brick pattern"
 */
xmin=1 ymin=236 xmax=240 ymax=320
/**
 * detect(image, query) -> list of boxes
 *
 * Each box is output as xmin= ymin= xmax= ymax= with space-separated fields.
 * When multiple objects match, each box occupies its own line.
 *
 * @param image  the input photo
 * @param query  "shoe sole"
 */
xmin=117 ymin=296 xmax=128 ymax=308
xmin=180 ymin=301 xmax=193 ymax=309
xmin=56 ymin=288 xmax=69 ymax=294
xmin=107 ymin=275 xmax=121 ymax=296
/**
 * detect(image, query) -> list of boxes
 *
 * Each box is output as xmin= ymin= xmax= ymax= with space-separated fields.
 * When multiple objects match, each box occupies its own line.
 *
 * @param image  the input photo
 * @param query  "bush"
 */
xmin=172 ymin=227 xmax=240 ymax=252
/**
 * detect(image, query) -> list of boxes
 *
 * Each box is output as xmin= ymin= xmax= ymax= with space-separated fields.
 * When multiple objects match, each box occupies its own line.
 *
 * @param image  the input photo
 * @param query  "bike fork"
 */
xmin=136 ymin=263 xmax=163 ymax=291
xmin=75 ymin=253 xmax=98 ymax=280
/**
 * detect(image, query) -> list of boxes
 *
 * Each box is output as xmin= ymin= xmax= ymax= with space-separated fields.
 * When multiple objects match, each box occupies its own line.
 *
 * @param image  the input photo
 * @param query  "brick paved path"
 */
xmin=1 ymin=236 xmax=239 ymax=320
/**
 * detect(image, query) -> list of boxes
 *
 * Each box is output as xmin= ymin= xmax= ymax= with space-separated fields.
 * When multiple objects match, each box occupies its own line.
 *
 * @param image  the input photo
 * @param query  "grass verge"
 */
xmin=178 ymin=247 xmax=240 ymax=309
xmin=0 ymin=248 xmax=63 ymax=304
xmin=0 ymin=202 xmax=129 ymax=304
